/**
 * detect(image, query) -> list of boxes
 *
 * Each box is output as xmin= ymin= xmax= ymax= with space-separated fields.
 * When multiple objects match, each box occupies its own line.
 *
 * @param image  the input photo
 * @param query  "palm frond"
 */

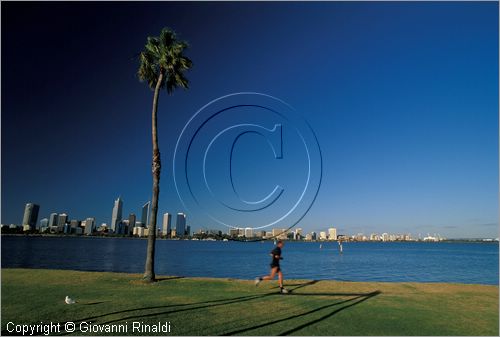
xmin=159 ymin=28 xmax=176 ymax=48
xmin=137 ymin=51 xmax=160 ymax=89
xmin=166 ymin=71 xmax=189 ymax=94
xmin=137 ymin=27 xmax=192 ymax=92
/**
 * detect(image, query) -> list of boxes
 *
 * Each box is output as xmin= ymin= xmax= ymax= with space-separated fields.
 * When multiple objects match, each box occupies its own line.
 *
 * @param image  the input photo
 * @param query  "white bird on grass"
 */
xmin=65 ymin=296 xmax=76 ymax=304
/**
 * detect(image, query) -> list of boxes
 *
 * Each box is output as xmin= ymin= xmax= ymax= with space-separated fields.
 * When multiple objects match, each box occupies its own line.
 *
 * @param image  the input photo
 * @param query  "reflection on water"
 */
xmin=1 ymin=236 xmax=498 ymax=284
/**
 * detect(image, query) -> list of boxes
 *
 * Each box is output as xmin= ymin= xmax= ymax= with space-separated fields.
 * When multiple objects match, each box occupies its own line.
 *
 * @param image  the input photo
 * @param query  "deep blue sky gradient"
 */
xmin=2 ymin=2 xmax=498 ymax=238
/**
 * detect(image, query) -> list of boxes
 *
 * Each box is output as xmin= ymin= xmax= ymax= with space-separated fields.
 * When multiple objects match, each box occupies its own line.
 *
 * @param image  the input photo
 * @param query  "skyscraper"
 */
xmin=69 ymin=219 xmax=80 ymax=234
xmin=48 ymin=213 xmax=58 ymax=227
xmin=141 ymin=201 xmax=150 ymax=227
xmin=22 ymin=203 xmax=40 ymax=230
xmin=57 ymin=213 xmax=68 ymax=232
xmin=176 ymin=213 xmax=186 ymax=237
xmin=39 ymin=218 xmax=49 ymax=231
xmin=111 ymin=196 xmax=123 ymax=232
xmin=119 ymin=220 xmax=129 ymax=235
xmin=84 ymin=217 xmax=95 ymax=235
xmin=162 ymin=213 xmax=171 ymax=237
xmin=128 ymin=213 xmax=136 ymax=235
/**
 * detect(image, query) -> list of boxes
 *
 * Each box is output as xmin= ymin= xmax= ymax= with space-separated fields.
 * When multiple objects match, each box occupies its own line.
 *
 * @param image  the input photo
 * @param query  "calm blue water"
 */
xmin=1 ymin=236 xmax=498 ymax=285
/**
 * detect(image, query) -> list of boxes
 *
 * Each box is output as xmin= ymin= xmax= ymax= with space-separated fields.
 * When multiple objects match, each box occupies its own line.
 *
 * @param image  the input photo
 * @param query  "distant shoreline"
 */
xmin=1 ymin=233 xmax=498 ymax=244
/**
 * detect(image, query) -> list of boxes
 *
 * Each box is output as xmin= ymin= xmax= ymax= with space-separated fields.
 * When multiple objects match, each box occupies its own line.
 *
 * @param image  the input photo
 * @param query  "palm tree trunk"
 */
xmin=143 ymin=71 xmax=164 ymax=282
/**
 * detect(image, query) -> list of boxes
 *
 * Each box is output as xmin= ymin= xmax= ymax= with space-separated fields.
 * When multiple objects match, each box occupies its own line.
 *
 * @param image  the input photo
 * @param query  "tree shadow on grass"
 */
xmin=67 ymin=293 xmax=271 ymax=325
xmin=0 ymin=293 xmax=278 ymax=337
xmin=222 ymin=290 xmax=382 ymax=336
xmin=53 ymin=293 xmax=280 ymax=335
xmin=68 ymin=279 xmax=321 ymax=325
xmin=279 ymin=290 xmax=382 ymax=335
xmin=55 ymin=282 xmax=378 ymax=336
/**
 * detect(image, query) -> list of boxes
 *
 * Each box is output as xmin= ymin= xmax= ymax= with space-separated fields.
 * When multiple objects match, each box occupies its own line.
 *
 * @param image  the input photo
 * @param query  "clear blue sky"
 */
xmin=2 ymin=2 xmax=498 ymax=238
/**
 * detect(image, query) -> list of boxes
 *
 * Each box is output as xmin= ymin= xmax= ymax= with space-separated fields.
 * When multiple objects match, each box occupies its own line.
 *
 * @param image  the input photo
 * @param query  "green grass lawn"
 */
xmin=1 ymin=268 xmax=498 ymax=336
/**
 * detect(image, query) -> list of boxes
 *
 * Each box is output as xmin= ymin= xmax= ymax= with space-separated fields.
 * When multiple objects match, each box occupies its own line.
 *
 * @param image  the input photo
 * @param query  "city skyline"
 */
xmin=6 ymin=200 xmax=458 ymax=242
xmin=2 ymin=2 xmax=498 ymax=238
xmin=3 ymin=200 xmax=497 ymax=240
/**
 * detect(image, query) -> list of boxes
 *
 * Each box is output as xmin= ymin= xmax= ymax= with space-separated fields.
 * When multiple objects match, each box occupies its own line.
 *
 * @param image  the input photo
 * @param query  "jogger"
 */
xmin=255 ymin=240 xmax=288 ymax=293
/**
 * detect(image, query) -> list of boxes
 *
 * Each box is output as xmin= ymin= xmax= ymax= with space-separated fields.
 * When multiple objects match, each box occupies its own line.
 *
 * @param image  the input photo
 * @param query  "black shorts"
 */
xmin=270 ymin=264 xmax=281 ymax=272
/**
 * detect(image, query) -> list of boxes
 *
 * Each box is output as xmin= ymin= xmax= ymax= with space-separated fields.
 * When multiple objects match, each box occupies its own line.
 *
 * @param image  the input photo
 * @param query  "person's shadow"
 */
xmin=222 ymin=288 xmax=382 ymax=335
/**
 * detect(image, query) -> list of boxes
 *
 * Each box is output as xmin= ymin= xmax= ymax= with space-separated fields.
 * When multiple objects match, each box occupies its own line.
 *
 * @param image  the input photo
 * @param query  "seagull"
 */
xmin=65 ymin=296 xmax=76 ymax=304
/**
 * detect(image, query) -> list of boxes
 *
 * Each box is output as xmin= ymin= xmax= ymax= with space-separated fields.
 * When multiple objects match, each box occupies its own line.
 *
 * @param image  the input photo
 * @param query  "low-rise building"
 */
xmin=244 ymin=228 xmax=253 ymax=238
xmin=328 ymin=228 xmax=337 ymax=241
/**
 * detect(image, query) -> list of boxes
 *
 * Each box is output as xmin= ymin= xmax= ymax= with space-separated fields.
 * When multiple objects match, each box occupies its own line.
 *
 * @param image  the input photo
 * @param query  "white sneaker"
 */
xmin=255 ymin=277 xmax=261 ymax=286
xmin=280 ymin=287 xmax=289 ymax=294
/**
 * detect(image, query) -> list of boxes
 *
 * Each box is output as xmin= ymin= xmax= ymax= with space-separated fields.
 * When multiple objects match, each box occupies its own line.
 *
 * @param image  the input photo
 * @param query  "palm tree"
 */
xmin=137 ymin=27 xmax=192 ymax=282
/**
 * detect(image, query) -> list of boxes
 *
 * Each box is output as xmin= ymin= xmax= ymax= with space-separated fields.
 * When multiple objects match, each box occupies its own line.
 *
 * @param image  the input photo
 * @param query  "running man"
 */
xmin=255 ymin=240 xmax=288 ymax=293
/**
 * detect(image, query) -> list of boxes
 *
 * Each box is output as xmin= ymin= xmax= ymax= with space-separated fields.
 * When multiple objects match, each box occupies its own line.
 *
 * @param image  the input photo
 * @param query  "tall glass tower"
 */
xmin=111 ymin=196 xmax=123 ymax=232
xmin=22 ymin=203 xmax=40 ymax=230
xmin=162 ymin=213 xmax=171 ymax=236
xmin=57 ymin=213 xmax=68 ymax=232
xmin=48 ymin=213 xmax=58 ymax=227
xmin=84 ymin=217 xmax=95 ymax=235
xmin=128 ymin=213 xmax=136 ymax=235
xmin=141 ymin=201 xmax=150 ymax=228
xmin=176 ymin=213 xmax=186 ymax=237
